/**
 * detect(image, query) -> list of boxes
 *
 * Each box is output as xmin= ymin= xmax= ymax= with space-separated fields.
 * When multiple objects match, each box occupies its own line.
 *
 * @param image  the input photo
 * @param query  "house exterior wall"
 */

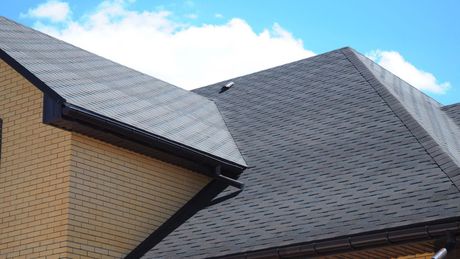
xmin=316 ymin=240 xmax=435 ymax=259
xmin=0 ymin=57 xmax=440 ymax=259
xmin=0 ymin=59 xmax=73 ymax=258
xmin=66 ymin=133 xmax=209 ymax=258
xmin=0 ymin=59 xmax=210 ymax=258
xmin=396 ymin=253 xmax=434 ymax=259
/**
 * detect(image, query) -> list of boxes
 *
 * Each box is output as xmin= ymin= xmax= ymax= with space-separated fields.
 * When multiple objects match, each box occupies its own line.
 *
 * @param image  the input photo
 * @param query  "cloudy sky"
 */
xmin=2 ymin=0 xmax=459 ymax=104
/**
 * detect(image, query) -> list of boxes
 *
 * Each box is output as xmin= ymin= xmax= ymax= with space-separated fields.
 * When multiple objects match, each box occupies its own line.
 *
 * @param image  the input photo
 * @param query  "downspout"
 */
xmin=432 ymin=232 xmax=456 ymax=259
xmin=214 ymin=165 xmax=245 ymax=189
xmin=125 ymin=165 xmax=245 ymax=258
xmin=207 ymin=165 xmax=245 ymax=207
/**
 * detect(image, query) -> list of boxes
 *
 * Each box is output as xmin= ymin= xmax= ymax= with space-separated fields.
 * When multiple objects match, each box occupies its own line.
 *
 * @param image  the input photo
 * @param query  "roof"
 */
xmin=442 ymin=103 xmax=460 ymax=126
xmin=145 ymin=47 xmax=460 ymax=258
xmin=0 ymin=16 xmax=246 ymax=168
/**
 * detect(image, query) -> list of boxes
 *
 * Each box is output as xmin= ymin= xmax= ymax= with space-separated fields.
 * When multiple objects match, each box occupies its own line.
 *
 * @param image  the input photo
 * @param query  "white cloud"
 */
xmin=24 ymin=0 xmax=70 ymax=22
xmin=367 ymin=50 xmax=450 ymax=94
xmin=27 ymin=1 xmax=448 ymax=95
xmin=30 ymin=0 xmax=314 ymax=89
xmin=215 ymin=13 xmax=224 ymax=18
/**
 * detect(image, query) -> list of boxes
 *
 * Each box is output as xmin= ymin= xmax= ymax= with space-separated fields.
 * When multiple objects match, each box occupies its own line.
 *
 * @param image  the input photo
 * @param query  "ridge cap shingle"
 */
xmin=149 ymin=47 xmax=460 ymax=258
xmin=442 ymin=102 xmax=460 ymax=110
xmin=341 ymin=47 xmax=460 ymax=190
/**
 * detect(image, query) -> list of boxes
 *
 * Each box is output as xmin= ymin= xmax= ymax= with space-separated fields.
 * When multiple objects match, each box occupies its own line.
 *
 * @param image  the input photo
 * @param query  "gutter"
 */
xmin=213 ymin=218 xmax=460 ymax=259
xmin=216 ymin=220 xmax=460 ymax=259
xmin=43 ymin=96 xmax=246 ymax=177
xmin=1 ymin=46 xmax=248 ymax=258
xmin=44 ymin=98 xmax=247 ymax=258
xmin=2 ymin=48 xmax=246 ymax=176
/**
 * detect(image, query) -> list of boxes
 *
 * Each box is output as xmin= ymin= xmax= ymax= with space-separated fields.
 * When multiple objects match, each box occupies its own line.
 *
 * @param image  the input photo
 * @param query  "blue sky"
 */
xmin=2 ymin=0 xmax=460 ymax=104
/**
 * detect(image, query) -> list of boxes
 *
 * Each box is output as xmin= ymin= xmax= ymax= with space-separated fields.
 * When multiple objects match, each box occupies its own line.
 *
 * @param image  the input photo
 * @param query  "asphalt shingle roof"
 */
xmin=145 ymin=48 xmax=460 ymax=258
xmin=0 ymin=16 xmax=246 ymax=167
xmin=443 ymin=103 xmax=460 ymax=126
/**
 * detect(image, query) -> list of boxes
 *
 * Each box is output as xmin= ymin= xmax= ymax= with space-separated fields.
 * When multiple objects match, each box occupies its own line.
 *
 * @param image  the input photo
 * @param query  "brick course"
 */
xmin=0 ymin=59 xmax=209 ymax=258
xmin=0 ymin=57 xmax=438 ymax=258
xmin=67 ymin=133 xmax=209 ymax=258
xmin=0 ymin=59 xmax=72 ymax=258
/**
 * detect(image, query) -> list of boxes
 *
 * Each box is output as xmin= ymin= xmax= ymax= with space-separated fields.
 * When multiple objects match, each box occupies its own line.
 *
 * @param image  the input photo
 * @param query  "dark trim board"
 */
xmin=1 ymin=51 xmax=246 ymax=177
xmin=41 ymin=93 xmax=246 ymax=178
xmin=2 ymin=50 xmax=246 ymax=258
xmin=62 ymin=103 xmax=245 ymax=175
xmin=50 ymin=100 xmax=244 ymax=177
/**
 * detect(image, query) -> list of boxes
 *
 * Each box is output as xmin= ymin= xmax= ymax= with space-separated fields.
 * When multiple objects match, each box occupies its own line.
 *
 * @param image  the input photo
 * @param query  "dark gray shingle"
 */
xmin=442 ymin=103 xmax=460 ymax=126
xmin=0 ymin=16 xmax=246 ymax=167
xmin=145 ymin=48 xmax=460 ymax=258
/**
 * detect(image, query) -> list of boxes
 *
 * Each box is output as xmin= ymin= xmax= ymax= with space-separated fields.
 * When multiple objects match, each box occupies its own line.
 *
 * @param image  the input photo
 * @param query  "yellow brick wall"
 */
xmin=320 ymin=251 xmax=434 ymax=259
xmin=67 ymin=133 xmax=210 ymax=258
xmin=0 ymin=58 xmax=435 ymax=259
xmin=0 ymin=59 xmax=73 ymax=258
xmin=0 ymin=59 xmax=209 ymax=258
xmin=396 ymin=252 xmax=434 ymax=259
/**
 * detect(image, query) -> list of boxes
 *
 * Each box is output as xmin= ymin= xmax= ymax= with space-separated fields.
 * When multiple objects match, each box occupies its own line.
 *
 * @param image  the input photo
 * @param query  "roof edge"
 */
xmin=0 ymin=49 xmax=64 ymax=102
xmin=442 ymin=103 xmax=460 ymax=110
xmin=215 ymin=218 xmax=460 ymax=259
xmin=43 ymin=95 xmax=246 ymax=176
xmin=341 ymin=47 xmax=460 ymax=191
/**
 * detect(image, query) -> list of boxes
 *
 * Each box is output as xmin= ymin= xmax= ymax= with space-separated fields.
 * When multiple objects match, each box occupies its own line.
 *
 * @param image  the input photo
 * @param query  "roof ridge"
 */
xmin=442 ymin=103 xmax=460 ymax=109
xmin=341 ymin=47 xmax=460 ymax=191
xmin=346 ymin=48 xmax=443 ymax=106
xmin=193 ymin=47 xmax=352 ymax=92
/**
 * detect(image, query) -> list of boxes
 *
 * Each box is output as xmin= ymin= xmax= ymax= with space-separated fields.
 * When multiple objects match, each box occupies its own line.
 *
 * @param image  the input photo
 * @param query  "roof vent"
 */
xmin=224 ymin=81 xmax=234 ymax=89
xmin=219 ymin=81 xmax=234 ymax=93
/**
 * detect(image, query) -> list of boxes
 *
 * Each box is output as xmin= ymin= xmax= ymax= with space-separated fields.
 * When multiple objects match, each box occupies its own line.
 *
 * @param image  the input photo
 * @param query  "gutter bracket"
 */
xmin=206 ymin=165 xmax=245 ymax=207
xmin=214 ymin=164 xmax=245 ymax=189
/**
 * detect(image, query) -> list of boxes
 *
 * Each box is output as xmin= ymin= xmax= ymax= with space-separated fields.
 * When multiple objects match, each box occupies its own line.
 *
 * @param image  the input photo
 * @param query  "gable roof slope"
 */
xmin=442 ymin=103 xmax=460 ymax=126
xmin=345 ymin=48 xmax=460 ymax=188
xmin=145 ymin=47 xmax=460 ymax=258
xmin=0 ymin=16 xmax=246 ymax=168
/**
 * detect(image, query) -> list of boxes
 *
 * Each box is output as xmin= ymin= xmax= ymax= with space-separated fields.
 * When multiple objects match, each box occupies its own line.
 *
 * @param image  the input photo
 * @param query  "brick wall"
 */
xmin=66 ymin=133 xmax=209 ymax=257
xmin=396 ymin=253 xmax=434 ymax=259
xmin=0 ymin=59 xmax=73 ymax=258
xmin=0 ymin=57 xmax=437 ymax=258
xmin=0 ymin=59 xmax=209 ymax=258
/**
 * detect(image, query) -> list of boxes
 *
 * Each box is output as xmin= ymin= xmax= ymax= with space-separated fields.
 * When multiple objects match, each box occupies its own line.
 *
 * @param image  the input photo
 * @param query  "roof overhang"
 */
xmin=1 ymin=45 xmax=246 ymax=179
xmin=43 ymin=94 xmax=246 ymax=178
xmin=216 ymin=219 xmax=460 ymax=259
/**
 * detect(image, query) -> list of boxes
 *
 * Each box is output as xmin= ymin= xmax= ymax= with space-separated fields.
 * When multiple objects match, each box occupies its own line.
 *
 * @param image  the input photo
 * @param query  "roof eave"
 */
xmin=214 ymin=218 xmax=460 ymax=259
xmin=43 ymin=94 xmax=247 ymax=177
xmin=1 ymin=48 xmax=246 ymax=176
